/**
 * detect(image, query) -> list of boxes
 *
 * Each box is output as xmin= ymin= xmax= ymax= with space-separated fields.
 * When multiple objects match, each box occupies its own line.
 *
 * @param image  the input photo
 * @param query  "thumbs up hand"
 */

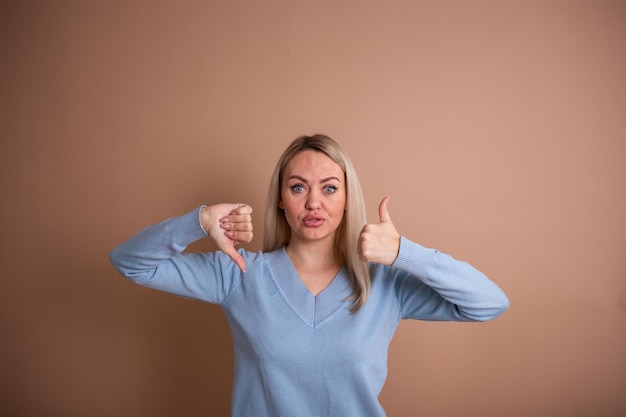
xmin=358 ymin=196 xmax=401 ymax=265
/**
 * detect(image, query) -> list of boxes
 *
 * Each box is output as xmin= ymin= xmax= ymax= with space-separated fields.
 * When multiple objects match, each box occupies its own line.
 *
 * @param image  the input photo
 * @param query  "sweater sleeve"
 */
xmin=109 ymin=206 xmax=247 ymax=305
xmin=391 ymin=237 xmax=509 ymax=322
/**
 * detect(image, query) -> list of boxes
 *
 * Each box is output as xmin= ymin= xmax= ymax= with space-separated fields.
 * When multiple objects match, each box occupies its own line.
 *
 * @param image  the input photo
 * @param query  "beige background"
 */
xmin=1 ymin=1 xmax=625 ymax=416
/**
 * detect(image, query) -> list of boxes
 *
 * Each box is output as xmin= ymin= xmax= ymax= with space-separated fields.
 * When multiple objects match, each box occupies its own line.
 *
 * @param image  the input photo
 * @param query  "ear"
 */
xmin=278 ymin=199 xmax=284 ymax=209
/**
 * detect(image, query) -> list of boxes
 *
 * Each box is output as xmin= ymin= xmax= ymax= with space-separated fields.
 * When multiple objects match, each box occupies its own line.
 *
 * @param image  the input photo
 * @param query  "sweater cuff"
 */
xmin=168 ymin=206 xmax=210 ymax=246
xmin=391 ymin=236 xmax=437 ymax=281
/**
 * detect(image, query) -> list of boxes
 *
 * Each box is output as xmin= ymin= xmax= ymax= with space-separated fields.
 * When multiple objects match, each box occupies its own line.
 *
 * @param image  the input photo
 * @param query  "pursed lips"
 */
xmin=302 ymin=214 xmax=324 ymax=227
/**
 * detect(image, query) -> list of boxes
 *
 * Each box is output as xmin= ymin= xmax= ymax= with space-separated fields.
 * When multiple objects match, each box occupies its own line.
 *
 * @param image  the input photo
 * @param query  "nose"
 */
xmin=305 ymin=190 xmax=321 ymax=210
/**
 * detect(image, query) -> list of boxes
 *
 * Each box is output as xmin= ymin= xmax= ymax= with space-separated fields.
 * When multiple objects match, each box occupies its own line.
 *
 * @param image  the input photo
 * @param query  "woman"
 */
xmin=110 ymin=134 xmax=509 ymax=416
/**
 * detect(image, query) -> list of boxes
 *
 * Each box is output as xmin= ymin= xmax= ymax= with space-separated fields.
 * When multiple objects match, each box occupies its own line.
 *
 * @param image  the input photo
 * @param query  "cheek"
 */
xmin=280 ymin=197 xmax=299 ymax=220
xmin=333 ymin=194 xmax=347 ymax=211
xmin=325 ymin=199 xmax=346 ymax=220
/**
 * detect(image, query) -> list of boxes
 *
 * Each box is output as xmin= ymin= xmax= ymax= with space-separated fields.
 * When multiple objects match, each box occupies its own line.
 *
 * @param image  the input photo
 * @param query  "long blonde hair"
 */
xmin=264 ymin=134 xmax=371 ymax=312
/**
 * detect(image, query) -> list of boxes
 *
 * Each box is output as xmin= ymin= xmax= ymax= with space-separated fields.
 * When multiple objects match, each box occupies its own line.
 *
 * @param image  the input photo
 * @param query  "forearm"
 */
xmin=109 ymin=207 xmax=207 ymax=281
xmin=393 ymin=237 xmax=509 ymax=321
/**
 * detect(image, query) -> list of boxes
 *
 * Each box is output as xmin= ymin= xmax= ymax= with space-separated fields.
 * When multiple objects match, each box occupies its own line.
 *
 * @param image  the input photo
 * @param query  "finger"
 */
xmin=225 ymin=230 xmax=253 ymax=244
xmin=230 ymin=203 xmax=253 ymax=215
xmin=221 ymin=222 xmax=253 ymax=232
xmin=220 ymin=214 xmax=253 ymax=225
xmin=223 ymin=246 xmax=247 ymax=273
xmin=378 ymin=195 xmax=392 ymax=223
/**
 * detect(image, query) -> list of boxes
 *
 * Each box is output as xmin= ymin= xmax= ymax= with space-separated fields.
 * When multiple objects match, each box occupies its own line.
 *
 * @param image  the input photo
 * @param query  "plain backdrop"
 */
xmin=1 ymin=1 xmax=625 ymax=416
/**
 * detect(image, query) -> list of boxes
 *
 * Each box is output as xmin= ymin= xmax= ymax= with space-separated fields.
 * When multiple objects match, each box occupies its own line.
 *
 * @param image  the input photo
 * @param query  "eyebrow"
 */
xmin=287 ymin=175 xmax=342 ymax=183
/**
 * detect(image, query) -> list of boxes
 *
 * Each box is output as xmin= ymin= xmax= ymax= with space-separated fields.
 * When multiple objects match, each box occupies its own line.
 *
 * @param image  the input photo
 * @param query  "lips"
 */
xmin=303 ymin=215 xmax=324 ymax=227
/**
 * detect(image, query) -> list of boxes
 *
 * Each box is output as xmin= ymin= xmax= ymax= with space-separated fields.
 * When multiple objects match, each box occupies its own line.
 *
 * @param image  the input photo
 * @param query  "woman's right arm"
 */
xmin=109 ymin=204 xmax=253 ymax=304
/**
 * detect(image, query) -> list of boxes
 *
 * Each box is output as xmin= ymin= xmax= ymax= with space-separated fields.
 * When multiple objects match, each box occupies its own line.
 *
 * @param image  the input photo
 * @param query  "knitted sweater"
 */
xmin=109 ymin=207 xmax=509 ymax=416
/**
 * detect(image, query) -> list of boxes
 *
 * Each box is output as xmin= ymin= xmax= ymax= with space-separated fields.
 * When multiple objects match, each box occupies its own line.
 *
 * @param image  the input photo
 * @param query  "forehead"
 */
xmin=284 ymin=150 xmax=343 ymax=179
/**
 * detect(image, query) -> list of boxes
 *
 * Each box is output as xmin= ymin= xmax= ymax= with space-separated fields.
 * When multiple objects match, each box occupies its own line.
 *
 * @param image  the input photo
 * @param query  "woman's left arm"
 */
xmin=359 ymin=196 xmax=509 ymax=322
xmin=391 ymin=238 xmax=509 ymax=321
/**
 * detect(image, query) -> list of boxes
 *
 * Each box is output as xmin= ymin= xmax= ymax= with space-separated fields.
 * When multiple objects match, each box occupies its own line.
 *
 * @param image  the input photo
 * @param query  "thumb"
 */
xmin=378 ymin=195 xmax=392 ymax=223
xmin=224 ymin=245 xmax=247 ymax=273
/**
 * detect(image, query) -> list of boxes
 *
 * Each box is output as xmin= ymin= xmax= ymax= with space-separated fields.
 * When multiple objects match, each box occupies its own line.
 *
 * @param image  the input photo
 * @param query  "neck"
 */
xmin=285 ymin=236 xmax=342 ymax=296
xmin=285 ymin=237 xmax=339 ymax=270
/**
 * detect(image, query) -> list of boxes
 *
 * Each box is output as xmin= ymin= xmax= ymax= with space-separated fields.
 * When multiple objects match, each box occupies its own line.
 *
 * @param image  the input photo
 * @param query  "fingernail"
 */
xmin=225 ymin=231 xmax=234 ymax=237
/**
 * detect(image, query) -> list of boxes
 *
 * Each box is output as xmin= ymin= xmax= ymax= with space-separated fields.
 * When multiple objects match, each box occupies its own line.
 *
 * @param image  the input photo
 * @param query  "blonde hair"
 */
xmin=264 ymin=134 xmax=371 ymax=312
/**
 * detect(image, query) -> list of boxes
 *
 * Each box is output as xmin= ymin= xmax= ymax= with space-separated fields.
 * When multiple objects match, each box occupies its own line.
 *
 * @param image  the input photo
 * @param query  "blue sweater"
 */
xmin=110 ymin=207 xmax=509 ymax=416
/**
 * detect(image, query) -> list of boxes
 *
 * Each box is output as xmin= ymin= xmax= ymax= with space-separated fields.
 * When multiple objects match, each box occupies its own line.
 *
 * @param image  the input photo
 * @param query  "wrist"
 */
xmin=199 ymin=205 xmax=211 ymax=235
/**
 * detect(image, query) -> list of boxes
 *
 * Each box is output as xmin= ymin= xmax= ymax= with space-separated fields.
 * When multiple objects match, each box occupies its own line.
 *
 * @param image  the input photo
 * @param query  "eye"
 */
xmin=324 ymin=185 xmax=338 ymax=194
xmin=291 ymin=184 xmax=306 ymax=193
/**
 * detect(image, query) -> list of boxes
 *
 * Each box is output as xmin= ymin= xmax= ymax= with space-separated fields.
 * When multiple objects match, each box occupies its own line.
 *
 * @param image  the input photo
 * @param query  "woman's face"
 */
xmin=279 ymin=150 xmax=346 ymax=246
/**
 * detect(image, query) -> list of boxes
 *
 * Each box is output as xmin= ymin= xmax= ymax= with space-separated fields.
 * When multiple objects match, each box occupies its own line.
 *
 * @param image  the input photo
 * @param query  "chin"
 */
xmin=297 ymin=228 xmax=335 ymax=242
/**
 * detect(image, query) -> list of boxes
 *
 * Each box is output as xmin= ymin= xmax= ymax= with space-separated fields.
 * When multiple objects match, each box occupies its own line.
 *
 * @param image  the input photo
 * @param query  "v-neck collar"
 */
xmin=265 ymin=248 xmax=352 ymax=328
